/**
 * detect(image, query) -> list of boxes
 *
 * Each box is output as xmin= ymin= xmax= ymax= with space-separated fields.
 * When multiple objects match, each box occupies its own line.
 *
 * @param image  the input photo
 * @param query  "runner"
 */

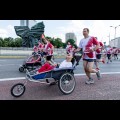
xmin=113 ymin=47 xmax=119 ymax=60
xmin=94 ymin=37 xmax=105 ymax=71
xmin=106 ymin=45 xmax=113 ymax=63
xmin=73 ymin=46 xmax=83 ymax=66
xmin=33 ymin=42 xmax=39 ymax=53
xmin=38 ymin=41 xmax=44 ymax=52
xmin=41 ymin=34 xmax=54 ymax=63
xmin=66 ymin=42 xmax=73 ymax=55
xmin=75 ymin=28 xmax=101 ymax=84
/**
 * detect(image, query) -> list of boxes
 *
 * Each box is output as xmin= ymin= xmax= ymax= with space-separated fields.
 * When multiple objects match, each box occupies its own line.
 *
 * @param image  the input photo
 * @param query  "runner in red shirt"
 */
xmin=33 ymin=43 xmax=39 ymax=53
xmin=113 ymin=47 xmax=119 ymax=60
xmin=75 ymin=28 xmax=101 ymax=84
xmin=66 ymin=42 xmax=73 ymax=55
xmin=106 ymin=45 xmax=113 ymax=63
xmin=41 ymin=34 xmax=54 ymax=62
xmin=94 ymin=37 xmax=105 ymax=71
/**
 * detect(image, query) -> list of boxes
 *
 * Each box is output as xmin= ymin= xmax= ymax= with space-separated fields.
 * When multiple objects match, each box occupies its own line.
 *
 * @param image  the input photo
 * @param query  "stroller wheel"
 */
xmin=19 ymin=67 xmax=25 ymax=72
xmin=11 ymin=83 xmax=26 ymax=97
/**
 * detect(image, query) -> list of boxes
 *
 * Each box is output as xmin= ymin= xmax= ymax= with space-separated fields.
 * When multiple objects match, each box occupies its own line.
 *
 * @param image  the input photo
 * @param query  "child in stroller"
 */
xmin=36 ymin=54 xmax=73 ymax=74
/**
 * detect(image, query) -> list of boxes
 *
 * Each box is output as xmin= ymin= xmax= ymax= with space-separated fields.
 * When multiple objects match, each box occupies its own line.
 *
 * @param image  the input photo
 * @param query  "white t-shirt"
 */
xmin=59 ymin=60 xmax=72 ymax=68
xmin=79 ymin=36 xmax=97 ymax=59
xmin=106 ymin=47 xmax=113 ymax=54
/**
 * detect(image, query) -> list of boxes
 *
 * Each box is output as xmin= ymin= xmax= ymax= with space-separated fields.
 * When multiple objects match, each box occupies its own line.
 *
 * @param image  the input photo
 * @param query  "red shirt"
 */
xmin=44 ymin=42 xmax=53 ymax=55
xmin=38 ymin=42 xmax=44 ymax=50
xmin=37 ymin=62 xmax=54 ymax=73
xmin=96 ymin=41 xmax=104 ymax=54
xmin=33 ymin=46 xmax=38 ymax=52
xmin=66 ymin=45 xmax=73 ymax=53
xmin=84 ymin=37 xmax=99 ymax=58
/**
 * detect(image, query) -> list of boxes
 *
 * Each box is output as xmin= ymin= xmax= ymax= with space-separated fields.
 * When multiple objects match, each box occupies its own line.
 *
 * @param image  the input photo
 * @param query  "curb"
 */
xmin=0 ymin=56 xmax=26 ymax=59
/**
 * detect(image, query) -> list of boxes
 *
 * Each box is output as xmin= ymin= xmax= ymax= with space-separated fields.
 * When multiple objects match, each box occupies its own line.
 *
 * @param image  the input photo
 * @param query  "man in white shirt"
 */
xmin=75 ymin=28 xmax=101 ymax=84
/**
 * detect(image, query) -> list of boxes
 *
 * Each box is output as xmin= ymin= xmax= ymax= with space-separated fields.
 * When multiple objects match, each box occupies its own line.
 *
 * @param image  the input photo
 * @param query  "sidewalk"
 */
xmin=0 ymin=74 xmax=120 ymax=100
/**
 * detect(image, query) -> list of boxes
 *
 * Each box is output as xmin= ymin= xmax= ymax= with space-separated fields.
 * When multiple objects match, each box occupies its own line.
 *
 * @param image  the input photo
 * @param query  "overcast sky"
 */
xmin=1 ymin=20 xmax=120 ymax=45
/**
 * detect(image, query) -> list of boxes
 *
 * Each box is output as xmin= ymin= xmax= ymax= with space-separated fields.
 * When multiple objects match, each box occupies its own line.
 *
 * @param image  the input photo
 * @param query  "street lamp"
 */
xmin=110 ymin=25 xmax=120 ymax=47
xmin=107 ymin=33 xmax=110 ymax=45
xmin=110 ymin=25 xmax=120 ymax=39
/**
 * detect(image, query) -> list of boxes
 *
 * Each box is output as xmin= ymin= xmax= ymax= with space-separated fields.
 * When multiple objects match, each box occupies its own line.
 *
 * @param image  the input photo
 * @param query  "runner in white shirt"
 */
xmin=75 ymin=28 xmax=101 ymax=84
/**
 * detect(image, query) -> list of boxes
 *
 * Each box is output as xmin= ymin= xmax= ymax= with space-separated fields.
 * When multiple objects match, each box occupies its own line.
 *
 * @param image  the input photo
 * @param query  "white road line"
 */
xmin=0 ymin=72 xmax=120 ymax=81
xmin=0 ymin=77 xmax=26 ymax=81
xmin=75 ymin=72 xmax=120 ymax=76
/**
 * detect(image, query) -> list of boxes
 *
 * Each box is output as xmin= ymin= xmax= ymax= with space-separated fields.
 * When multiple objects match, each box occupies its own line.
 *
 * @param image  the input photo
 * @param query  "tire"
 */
xmin=11 ymin=83 xmax=26 ymax=97
xmin=19 ymin=67 xmax=25 ymax=72
xmin=58 ymin=72 xmax=76 ymax=95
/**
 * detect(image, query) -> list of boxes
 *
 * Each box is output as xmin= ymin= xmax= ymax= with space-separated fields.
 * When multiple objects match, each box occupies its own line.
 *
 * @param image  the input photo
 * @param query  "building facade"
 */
xmin=65 ymin=32 xmax=77 ymax=44
xmin=110 ymin=37 xmax=120 ymax=48
xmin=20 ymin=20 xmax=37 ymax=28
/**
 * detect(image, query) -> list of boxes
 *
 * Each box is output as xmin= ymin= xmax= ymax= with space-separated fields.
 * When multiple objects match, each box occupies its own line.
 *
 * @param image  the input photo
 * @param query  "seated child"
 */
xmin=36 ymin=54 xmax=73 ymax=74
xmin=59 ymin=54 xmax=73 ymax=68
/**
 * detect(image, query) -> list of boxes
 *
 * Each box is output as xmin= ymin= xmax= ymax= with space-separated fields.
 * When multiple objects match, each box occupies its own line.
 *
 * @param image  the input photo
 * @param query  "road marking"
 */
xmin=0 ymin=77 xmax=26 ymax=81
xmin=0 ymin=72 xmax=120 ymax=81
xmin=75 ymin=72 xmax=120 ymax=76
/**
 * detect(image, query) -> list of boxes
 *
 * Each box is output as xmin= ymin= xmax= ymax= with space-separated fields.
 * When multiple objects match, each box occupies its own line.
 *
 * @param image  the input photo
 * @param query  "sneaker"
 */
xmin=102 ymin=59 xmax=105 ymax=64
xmin=76 ymin=62 xmax=79 ymax=66
xmin=85 ymin=78 xmax=94 ymax=84
xmin=96 ymin=70 xmax=102 ymax=80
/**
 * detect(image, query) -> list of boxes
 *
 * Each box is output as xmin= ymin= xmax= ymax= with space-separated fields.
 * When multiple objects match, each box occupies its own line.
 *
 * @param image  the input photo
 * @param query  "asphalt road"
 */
xmin=1 ymin=58 xmax=120 ymax=100
xmin=0 ymin=58 xmax=120 ymax=79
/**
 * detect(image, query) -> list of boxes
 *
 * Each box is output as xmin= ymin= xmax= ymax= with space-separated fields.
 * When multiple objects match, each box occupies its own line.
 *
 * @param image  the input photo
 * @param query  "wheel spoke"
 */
xmin=59 ymin=73 xmax=76 ymax=94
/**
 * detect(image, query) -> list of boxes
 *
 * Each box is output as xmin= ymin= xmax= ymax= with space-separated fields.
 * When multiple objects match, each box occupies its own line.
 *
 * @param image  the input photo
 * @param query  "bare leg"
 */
xmin=83 ymin=61 xmax=91 ymax=79
xmin=94 ymin=60 xmax=99 ymax=69
xmin=87 ymin=62 xmax=98 ymax=73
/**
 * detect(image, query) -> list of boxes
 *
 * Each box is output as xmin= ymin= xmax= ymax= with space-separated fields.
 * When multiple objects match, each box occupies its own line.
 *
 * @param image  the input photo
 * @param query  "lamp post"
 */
xmin=110 ymin=25 xmax=120 ymax=39
xmin=110 ymin=25 xmax=120 ymax=47
xmin=107 ymin=33 xmax=110 ymax=45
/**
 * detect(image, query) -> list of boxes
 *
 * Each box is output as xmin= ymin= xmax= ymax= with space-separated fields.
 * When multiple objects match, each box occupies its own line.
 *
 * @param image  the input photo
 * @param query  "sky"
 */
xmin=1 ymin=20 xmax=120 ymax=45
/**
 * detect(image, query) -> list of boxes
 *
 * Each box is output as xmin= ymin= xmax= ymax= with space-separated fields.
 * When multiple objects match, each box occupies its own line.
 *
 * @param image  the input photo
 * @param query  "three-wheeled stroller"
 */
xmin=19 ymin=52 xmax=45 ymax=72
xmin=11 ymin=63 xmax=76 ymax=97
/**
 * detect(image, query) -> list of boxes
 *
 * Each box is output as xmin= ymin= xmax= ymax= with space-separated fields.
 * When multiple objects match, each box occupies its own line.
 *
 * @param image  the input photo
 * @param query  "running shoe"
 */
xmin=85 ymin=78 xmax=94 ymax=84
xmin=96 ymin=70 xmax=102 ymax=80
xmin=102 ymin=59 xmax=105 ymax=64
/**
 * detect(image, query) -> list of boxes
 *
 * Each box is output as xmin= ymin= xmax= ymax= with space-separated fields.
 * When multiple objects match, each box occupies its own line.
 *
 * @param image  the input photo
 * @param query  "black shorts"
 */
xmin=46 ymin=55 xmax=53 ymax=61
xmin=114 ymin=54 xmax=118 ymax=56
xmin=83 ymin=59 xmax=95 ymax=62
xmin=107 ymin=54 xmax=111 ymax=59
xmin=96 ymin=54 xmax=102 ymax=59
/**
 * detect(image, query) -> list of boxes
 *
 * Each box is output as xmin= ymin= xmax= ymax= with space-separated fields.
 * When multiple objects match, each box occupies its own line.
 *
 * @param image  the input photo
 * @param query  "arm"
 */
xmin=92 ymin=37 xmax=100 ymax=52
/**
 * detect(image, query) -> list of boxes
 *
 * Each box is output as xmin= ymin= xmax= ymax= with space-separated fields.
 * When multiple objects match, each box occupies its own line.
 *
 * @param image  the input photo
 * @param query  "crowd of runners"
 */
xmin=31 ymin=28 xmax=120 ymax=85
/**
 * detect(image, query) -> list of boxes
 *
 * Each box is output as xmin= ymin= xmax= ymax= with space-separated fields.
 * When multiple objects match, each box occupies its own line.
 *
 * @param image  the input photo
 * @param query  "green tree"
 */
xmin=14 ymin=37 xmax=22 ymax=47
xmin=54 ymin=38 xmax=63 ymax=48
xmin=66 ymin=39 xmax=76 ymax=46
xmin=0 ymin=37 xmax=4 ymax=47
xmin=62 ymin=42 xmax=66 ymax=48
